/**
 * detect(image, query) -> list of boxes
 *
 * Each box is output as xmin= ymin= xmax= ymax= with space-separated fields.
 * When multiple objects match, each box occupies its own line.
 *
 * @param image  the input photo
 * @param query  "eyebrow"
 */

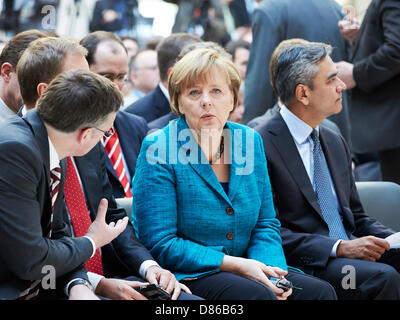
xmin=327 ymin=72 xmax=337 ymax=80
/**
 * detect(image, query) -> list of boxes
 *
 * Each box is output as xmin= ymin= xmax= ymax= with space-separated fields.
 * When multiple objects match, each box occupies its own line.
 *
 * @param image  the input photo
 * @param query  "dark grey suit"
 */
xmin=0 ymin=110 xmax=93 ymax=299
xmin=255 ymin=112 xmax=400 ymax=299
xmin=244 ymin=0 xmax=351 ymax=145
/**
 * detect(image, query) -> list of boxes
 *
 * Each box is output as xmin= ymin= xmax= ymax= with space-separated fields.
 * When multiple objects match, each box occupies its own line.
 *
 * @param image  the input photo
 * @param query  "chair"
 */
xmin=355 ymin=181 xmax=400 ymax=231
xmin=116 ymin=197 xmax=133 ymax=222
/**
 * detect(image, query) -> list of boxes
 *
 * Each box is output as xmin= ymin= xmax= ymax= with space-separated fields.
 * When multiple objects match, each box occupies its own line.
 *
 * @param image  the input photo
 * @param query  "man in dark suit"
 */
xmin=0 ymin=68 xmax=128 ymax=300
xmin=255 ymin=41 xmax=400 ymax=299
xmin=336 ymin=0 xmax=400 ymax=184
xmin=244 ymin=0 xmax=351 ymax=147
xmin=125 ymin=33 xmax=201 ymax=123
xmin=17 ymin=36 xmax=195 ymax=300
xmin=80 ymin=31 xmax=150 ymax=199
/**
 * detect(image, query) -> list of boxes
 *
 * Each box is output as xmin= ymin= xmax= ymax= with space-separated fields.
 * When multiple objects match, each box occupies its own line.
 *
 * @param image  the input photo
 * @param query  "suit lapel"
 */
xmin=269 ymin=114 xmax=323 ymax=217
xmin=24 ymin=110 xmax=53 ymax=227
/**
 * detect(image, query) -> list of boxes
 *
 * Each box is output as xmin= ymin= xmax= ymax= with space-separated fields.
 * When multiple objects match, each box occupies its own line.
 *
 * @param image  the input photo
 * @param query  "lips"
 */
xmin=201 ymin=114 xmax=215 ymax=120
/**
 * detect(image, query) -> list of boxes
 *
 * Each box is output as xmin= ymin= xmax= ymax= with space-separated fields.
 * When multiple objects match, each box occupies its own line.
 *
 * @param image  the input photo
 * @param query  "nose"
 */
xmin=337 ymin=77 xmax=347 ymax=92
xmin=201 ymin=92 xmax=212 ymax=109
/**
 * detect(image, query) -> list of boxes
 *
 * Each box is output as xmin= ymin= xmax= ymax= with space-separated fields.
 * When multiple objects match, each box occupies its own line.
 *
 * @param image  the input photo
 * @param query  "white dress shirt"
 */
xmin=0 ymin=97 xmax=16 ymax=126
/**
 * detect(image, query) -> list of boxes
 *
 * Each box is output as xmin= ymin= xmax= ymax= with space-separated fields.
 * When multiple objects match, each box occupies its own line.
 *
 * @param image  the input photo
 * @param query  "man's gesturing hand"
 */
xmin=86 ymin=198 xmax=129 ymax=249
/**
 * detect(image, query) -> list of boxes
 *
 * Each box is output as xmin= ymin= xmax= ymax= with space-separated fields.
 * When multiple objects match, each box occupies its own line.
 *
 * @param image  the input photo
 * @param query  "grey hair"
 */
xmin=272 ymin=42 xmax=332 ymax=106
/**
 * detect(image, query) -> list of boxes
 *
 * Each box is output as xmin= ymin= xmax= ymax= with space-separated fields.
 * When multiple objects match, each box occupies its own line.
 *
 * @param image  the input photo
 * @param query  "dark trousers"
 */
xmin=313 ymin=250 xmax=400 ymax=300
xmin=378 ymin=147 xmax=400 ymax=185
xmin=181 ymin=270 xmax=336 ymax=300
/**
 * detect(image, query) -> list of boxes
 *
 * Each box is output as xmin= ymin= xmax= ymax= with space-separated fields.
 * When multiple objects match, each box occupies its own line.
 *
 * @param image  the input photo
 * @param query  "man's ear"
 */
xmin=295 ymin=84 xmax=311 ymax=106
xmin=1 ymin=63 xmax=14 ymax=82
xmin=77 ymin=127 xmax=91 ymax=145
xmin=37 ymin=83 xmax=49 ymax=98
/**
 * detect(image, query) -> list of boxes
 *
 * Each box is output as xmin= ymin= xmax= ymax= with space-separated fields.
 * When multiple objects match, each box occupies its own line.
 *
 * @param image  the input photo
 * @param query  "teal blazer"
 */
xmin=132 ymin=116 xmax=287 ymax=281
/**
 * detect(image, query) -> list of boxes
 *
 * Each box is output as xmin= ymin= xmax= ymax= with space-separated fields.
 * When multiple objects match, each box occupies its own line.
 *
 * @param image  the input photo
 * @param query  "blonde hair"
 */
xmin=168 ymin=48 xmax=241 ymax=117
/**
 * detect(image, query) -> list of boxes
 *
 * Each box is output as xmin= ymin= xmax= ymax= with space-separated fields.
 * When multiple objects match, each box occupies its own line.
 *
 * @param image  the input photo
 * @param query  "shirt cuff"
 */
xmin=83 ymin=236 xmax=96 ymax=258
xmin=65 ymin=278 xmax=93 ymax=297
xmin=87 ymin=272 xmax=104 ymax=291
xmin=330 ymin=240 xmax=342 ymax=257
xmin=139 ymin=260 xmax=159 ymax=279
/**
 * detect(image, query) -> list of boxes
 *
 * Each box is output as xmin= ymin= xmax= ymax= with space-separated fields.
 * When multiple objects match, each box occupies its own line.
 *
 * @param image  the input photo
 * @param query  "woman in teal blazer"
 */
xmin=132 ymin=48 xmax=336 ymax=300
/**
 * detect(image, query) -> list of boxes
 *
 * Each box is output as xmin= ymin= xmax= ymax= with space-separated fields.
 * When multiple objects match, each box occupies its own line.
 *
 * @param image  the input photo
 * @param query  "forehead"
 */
xmin=314 ymin=56 xmax=336 ymax=80
xmin=181 ymin=67 xmax=230 ymax=89
xmin=136 ymin=50 xmax=157 ymax=66
xmin=92 ymin=42 xmax=128 ymax=73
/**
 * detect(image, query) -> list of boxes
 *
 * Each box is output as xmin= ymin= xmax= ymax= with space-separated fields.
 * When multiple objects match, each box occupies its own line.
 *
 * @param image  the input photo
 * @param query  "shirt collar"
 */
xmin=158 ymin=82 xmax=170 ymax=102
xmin=48 ymin=137 xmax=60 ymax=171
xmin=279 ymin=102 xmax=318 ymax=144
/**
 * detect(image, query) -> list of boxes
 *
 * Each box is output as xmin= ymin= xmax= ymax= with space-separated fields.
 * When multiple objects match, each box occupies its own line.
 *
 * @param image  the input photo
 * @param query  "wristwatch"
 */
xmin=67 ymin=279 xmax=94 ymax=296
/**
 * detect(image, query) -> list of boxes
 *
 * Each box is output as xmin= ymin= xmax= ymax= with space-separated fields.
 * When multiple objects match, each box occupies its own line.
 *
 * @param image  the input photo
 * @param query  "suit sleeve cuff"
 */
xmin=83 ymin=236 xmax=96 ymax=258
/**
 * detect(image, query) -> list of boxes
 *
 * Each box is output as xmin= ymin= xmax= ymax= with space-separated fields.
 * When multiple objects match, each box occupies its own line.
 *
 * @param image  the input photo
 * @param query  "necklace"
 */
xmin=210 ymin=136 xmax=224 ymax=164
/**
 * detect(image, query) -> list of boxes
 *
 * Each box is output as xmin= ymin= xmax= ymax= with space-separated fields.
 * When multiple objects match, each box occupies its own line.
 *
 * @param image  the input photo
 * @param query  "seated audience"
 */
xmin=16 ymin=36 xmax=196 ymax=300
xmin=132 ymin=47 xmax=337 ymax=300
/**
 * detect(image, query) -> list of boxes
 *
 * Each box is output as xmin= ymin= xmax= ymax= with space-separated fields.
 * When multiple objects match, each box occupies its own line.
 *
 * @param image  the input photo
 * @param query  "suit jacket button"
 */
xmin=226 ymin=232 xmax=234 ymax=240
xmin=226 ymin=207 xmax=234 ymax=215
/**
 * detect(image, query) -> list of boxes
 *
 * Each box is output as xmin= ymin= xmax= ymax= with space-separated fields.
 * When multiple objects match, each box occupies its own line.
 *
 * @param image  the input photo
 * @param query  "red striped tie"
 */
xmin=103 ymin=129 xmax=132 ymax=198
xmin=64 ymin=157 xmax=103 ymax=275
xmin=17 ymin=166 xmax=61 ymax=300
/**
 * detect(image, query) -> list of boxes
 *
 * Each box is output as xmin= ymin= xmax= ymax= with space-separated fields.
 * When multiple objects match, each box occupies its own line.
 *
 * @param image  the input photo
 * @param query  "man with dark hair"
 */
xmin=125 ymin=33 xmax=202 ymax=122
xmin=79 ymin=31 xmax=149 ymax=199
xmin=0 ymin=29 xmax=46 ymax=125
xmin=255 ymin=41 xmax=400 ymax=300
xmin=0 ymin=68 xmax=128 ymax=300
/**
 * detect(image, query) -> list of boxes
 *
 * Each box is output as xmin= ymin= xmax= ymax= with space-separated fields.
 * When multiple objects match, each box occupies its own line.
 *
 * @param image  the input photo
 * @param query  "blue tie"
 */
xmin=311 ymin=129 xmax=348 ymax=240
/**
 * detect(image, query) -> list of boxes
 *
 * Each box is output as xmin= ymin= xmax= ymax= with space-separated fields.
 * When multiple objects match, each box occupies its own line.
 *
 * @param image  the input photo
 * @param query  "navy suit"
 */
xmin=0 ymin=110 xmax=93 ymax=299
xmin=255 ymin=112 xmax=400 ymax=299
xmin=125 ymin=85 xmax=170 ymax=123
xmin=71 ymin=143 xmax=154 ymax=278
xmin=106 ymin=111 xmax=149 ymax=198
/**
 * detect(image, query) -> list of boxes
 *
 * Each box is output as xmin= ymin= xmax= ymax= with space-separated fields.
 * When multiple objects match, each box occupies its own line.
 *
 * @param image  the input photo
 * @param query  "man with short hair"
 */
xmin=0 ymin=68 xmax=128 ymax=300
xmin=79 ymin=31 xmax=150 ymax=199
xmin=0 ymin=29 xmax=46 ymax=125
xmin=125 ymin=33 xmax=202 ymax=123
xmin=123 ymin=49 xmax=160 ymax=107
xmin=255 ymin=41 xmax=400 ymax=300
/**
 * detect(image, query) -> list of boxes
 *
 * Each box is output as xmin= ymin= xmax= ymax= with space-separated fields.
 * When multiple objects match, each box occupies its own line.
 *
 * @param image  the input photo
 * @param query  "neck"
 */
xmin=196 ymin=130 xmax=224 ymax=164
xmin=287 ymin=103 xmax=323 ymax=129
xmin=45 ymin=123 xmax=75 ymax=160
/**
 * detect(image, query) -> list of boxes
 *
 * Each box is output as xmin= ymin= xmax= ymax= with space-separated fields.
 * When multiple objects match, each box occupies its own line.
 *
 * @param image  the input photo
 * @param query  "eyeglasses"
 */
xmin=92 ymin=126 xmax=115 ymax=138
